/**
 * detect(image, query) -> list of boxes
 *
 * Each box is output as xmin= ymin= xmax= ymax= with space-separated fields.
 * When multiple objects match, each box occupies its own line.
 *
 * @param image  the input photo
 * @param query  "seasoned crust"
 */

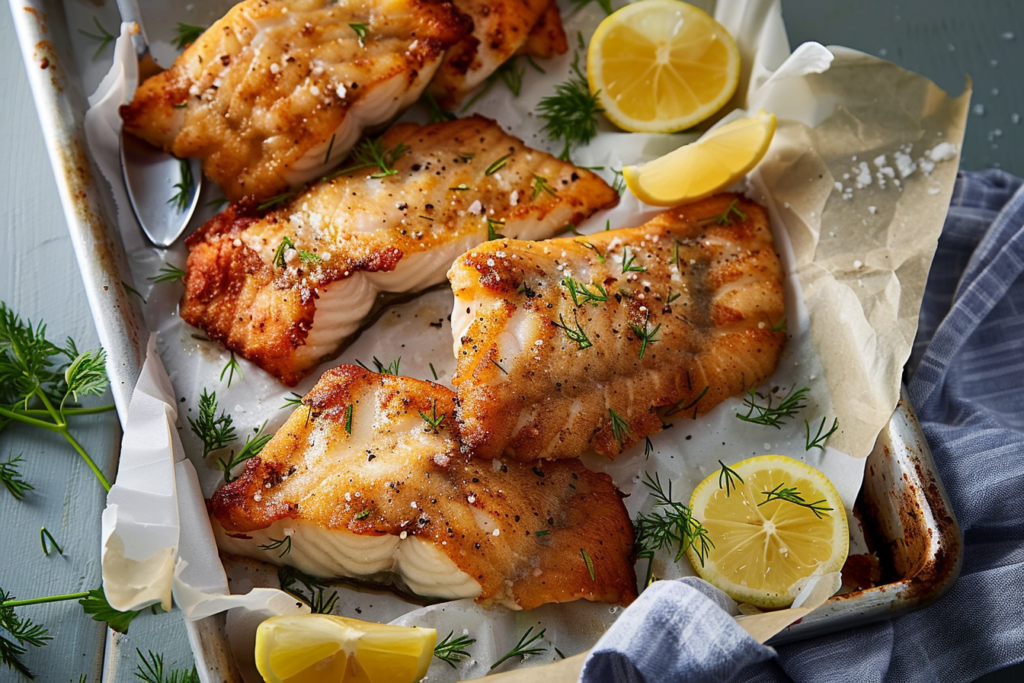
xmin=180 ymin=115 xmax=619 ymax=386
xmin=209 ymin=367 xmax=637 ymax=609
xmin=450 ymin=193 xmax=788 ymax=461
xmin=120 ymin=0 xmax=473 ymax=202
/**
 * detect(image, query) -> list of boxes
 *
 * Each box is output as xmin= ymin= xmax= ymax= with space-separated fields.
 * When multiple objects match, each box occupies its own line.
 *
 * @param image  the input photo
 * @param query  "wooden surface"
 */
xmin=0 ymin=1 xmax=1020 ymax=681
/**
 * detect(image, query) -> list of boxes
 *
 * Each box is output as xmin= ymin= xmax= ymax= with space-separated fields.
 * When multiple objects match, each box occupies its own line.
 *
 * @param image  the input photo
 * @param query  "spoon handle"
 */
xmin=114 ymin=0 xmax=151 ymax=63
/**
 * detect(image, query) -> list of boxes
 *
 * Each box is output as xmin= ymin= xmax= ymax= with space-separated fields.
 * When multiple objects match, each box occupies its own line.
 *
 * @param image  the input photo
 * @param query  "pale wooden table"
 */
xmin=0 ymin=1 xmax=1020 ymax=681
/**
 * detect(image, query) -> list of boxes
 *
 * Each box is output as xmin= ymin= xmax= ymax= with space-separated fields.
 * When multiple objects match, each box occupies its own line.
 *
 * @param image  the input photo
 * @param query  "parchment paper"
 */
xmin=82 ymin=1 xmax=969 ymax=680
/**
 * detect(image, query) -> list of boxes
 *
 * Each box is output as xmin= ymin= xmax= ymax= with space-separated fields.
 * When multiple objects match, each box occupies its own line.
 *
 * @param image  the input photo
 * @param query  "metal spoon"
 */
xmin=117 ymin=0 xmax=202 ymax=248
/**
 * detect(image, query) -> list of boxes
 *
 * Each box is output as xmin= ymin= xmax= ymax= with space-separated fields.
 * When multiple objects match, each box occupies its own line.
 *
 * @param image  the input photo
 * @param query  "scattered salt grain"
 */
xmin=492 ymin=528 xmax=501 ymax=537
xmin=270 ymin=63 xmax=280 ymax=75
xmin=336 ymin=83 xmax=347 ymax=98
xmin=510 ymin=190 xmax=519 ymax=206
xmin=973 ymin=103 xmax=986 ymax=116
xmin=927 ymin=142 xmax=958 ymax=163
xmin=468 ymin=200 xmax=483 ymax=215
xmin=868 ymin=206 xmax=877 ymax=214
xmin=467 ymin=495 xmax=476 ymax=503
xmin=400 ymin=531 xmax=408 ymax=540
xmin=853 ymin=260 xmax=863 ymax=269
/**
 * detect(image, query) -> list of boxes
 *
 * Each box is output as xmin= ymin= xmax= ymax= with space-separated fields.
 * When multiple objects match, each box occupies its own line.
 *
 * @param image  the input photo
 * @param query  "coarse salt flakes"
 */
xmin=510 ymin=190 xmax=519 ymax=206
xmin=467 ymin=495 xmax=476 ymax=503
xmin=336 ymin=83 xmax=347 ymax=98
xmin=927 ymin=142 xmax=958 ymax=163
xmin=868 ymin=206 xmax=877 ymax=214
xmin=468 ymin=200 xmax=483 ymax=215
xmin=854 ymin=260 xmax=863 ymax=269
xmin=270 ymin=63 xmax=280 ymax=75
xmin=400 ymin=531 xmax=408 ymax=539
xmin=492 ymin=528 xmax=501 ymax=537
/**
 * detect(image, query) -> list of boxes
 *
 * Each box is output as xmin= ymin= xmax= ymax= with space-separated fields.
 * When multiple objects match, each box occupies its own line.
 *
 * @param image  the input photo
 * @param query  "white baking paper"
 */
xmin=82 ymin=1 xmax=969 ymax=681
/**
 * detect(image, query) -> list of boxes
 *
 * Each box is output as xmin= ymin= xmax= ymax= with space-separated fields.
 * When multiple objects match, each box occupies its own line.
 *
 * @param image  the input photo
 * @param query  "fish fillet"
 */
xmin=209 ymin=366 xmax=637 ymax=609
xmin=181 ymin=115 xmax=618 ymax=386
xmin=428 ymin=0 xmax=552 ymax=108
xmin=517 ymin=1 xmax=569 ymax=59
xmin=448 ymin=194 xmax=787 ymax=461
xmin=120 ymin=0 xmax=471 ymax=202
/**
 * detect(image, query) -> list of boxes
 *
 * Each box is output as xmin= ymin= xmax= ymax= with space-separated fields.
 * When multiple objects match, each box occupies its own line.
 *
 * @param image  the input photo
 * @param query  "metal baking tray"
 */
xmin=8 ymin=0 xmax=963 ymax=678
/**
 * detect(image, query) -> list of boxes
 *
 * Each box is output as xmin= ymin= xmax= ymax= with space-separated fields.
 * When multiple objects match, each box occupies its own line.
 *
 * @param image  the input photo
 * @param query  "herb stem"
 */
xmin=2 ymin=592 xmax=91 ymax=608
xmin=18 ymin=405 xmax=115 ymax=417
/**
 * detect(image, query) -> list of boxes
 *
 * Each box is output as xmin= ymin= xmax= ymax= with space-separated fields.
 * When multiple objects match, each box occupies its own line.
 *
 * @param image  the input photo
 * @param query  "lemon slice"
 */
xmin=687 ymin=455 xmax=848 ymax=609
xmin=587 ymin=0 xmax=741 ymax=133
xmin=623 ymin=110 xmax=777 ymax=206
xmin=255 ymin=614 xmax=436 ymax=683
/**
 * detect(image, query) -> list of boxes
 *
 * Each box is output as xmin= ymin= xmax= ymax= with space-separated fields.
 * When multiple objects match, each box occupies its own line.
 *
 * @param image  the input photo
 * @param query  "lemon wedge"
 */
xmin=688 ymin=455 xmax=848 ymax=609
xmin=254 ymin=614 xmax=436 ymax=683
xmin=587 ymin=0 xmax=741 ymax=133
xmin=622 ymin=110 xmax=777 ymax=206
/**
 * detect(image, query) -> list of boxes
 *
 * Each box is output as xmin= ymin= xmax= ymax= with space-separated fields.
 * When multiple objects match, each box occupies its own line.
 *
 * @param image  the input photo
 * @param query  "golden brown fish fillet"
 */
xmin=181 ymin=115 xmax=618 ymax=386
xmin=517 ymin=1 xmax=569 ymax=59
xmin=448 ymin=194 xmax=787 ymax=461
xmin=120 ymin=0 xmax=471 ymax=202
xmin=209 ymin=366 xmax=637 ymax=609
xmin=428 ymin=0 xmax=551 ymax=108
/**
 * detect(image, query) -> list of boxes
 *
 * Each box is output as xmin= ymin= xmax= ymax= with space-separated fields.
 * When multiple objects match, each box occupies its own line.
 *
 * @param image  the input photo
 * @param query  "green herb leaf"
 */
xmin=490 ymin=627 xmax=547 ymax=670
xmin=220 ymin=352 xmax=242 ymax=388
xmin=134 ymin=648 xmax=200 ymax=683
xmin=79 ymin=587 xmax=142 ymax=634
xmin=0 ymin=454 xmax=33 ymax=501
xmin=634 ymin=471 xmax=714 ymax=581
xmin=628 ymin=312 xmax=661 ymax=360
xmin=530 ymin=174 xmax=557 ymax=200
xmin=278 ymin=567 xmax=339 ymax=614
xmin=537 ymin=52 xmax=604 ymax=159
xmin=188 ymin=389 xmax=236 ymax=459
xmin=736 ymin=386 xmax=810 ymax=429
xmin=217 ymin=422 xmax=271 ymax=483
xmin=552 ymin=313 xmax=592 ymax=350
xmin=148 ymin=264 xmax=187 ymax=285
xmin=258 ymin=536 xmax=292 ymax=558
xmin=805 ymin=416 xmax=839 ymax=451
xmin=717 ymin=461 xmax=744 ymax=497
xmin=434 ymin=631 xmax=476 ymax=668
xmin=758 ymin=483 xmax=833 ymax=518
xmin=39 ymin=527 xmax=62 ymax=556
xmin=608 ymin=408 xmax=630 ymax=447
xmin=172 ymin=23 xmax=207 ymax=51
xmin=79 ymin=17 xmax=115 ymax=61
xmin=580 ymin=548 xmax=595 ymax=581
xmin=349 ymin=23 xmax=370 ymax=47
xmin=486 ymin=217 xmax=506 ymax=241
xmin=485 ymin=153 xmax=512 ymax=176
xmin=621 ymin=246 xmax=646 ymax=273
xmin=419 ymin=400 xmax=446 ymax=432
xmin=167 ymin=158 xmax=194 ymax=212
xmin=561 ymin=276 xmax=608 ymax=307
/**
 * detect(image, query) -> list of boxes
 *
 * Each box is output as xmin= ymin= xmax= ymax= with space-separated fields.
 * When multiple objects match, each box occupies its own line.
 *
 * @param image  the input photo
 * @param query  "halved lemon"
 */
xmin=687 ymin=455 xmax=848 ymax=609
xmin=622 ymin=110 xmax=776 ymax=206
xmin=254 ymin=614 xmax=436 ymax=683
xmin=587 ymin=0 xmax=741 ymax=133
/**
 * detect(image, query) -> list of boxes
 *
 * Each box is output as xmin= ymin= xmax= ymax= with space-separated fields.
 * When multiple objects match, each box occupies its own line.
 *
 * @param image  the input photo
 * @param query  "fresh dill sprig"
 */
xmin=258 ymin=536 xmax=292 ymax=558
xmin=580 ymin=548 xmax=595 ymax=581
xmin=220 ymin=352 xmax=242 ymax=387
xmin=758 ymin=483 xmax=834 ymax=519
xmin=621 ymin=246 xmax=646 ymax=273
xmin=217 ymin=422 xmax=271 ymax=483
xmin=323 ymin=135 xmax=336 ymax=165
xmin=561 ymin=276 xmax=608 ymax=307
xmin=531 ymin=174 xmax=557 ymax=200
xmin=485 ymin=153 xmax=512 ymax=176
xmin=628 ymin=312 xmax=661 ymax=360
xmin=537 ymin=52 xmax=604 ymax=159
xmin=429 ymin=363 xmax=439 ymax=381
xmin=423 ymin=91 xmax=456 ymax=123
xmin=354 ymin=508 xmax=372 ymax=520
xmin=147 ymin=264 xmax=186 ymax=284
xmin=805 ymin=417 xmax=839 ymax=451
xmin=188 ymin=389 xmax=236 ymax=458
xmin=634 ymin=472 xmax=714 ymax=581
xmin=272 ymin=236 xmax=322 ymax=269
xmin=134 ymin=648 xmax=200 ymax=683
xmin=644 ymin=437 xmax=654 ymax=460
xmin=718 ymin=460 xmax=744 ymax=497
xmin=79 ymin=17 xmax=115 ymax=61
xmin=1 ymin=586 xmax=52 ymax=679
xmin=0 ymin=303 xmax=115 ymax=491
xmin=462 ymin=57 xmax=533 ymax=111
xmin=698 ymin=199 xmax=747 ymax=226
xmin=39 ymin=527 xmax=62 ymax=556
xmin=167 ymin=158 xmax=194 ymax=212
xmin=434 ymin=631 xmax=476 ymax=668
xmin=280 ymin=392 xmax=303 ymax=410
xmin=344 ymin=404 xmax=353 ymax=434
xmin=575 ymin=239 xmax=605 ymax=263
xmin=278 ymin=567 xmax=339 ymax=615
xmin=419 ymin=400 xmax=446 ymax=432
xmin=571 ymin=0 xmax=613 ymax=15
xmin=449 ymin=183 xmax=472 ymax=191
xmin=771 ymin=318 xmax=788 ymax=333
xmin=611 ymin=168 xmax=625 ymax=195
xmin=122 ymin=281 xmax=147 ymax=304
xmin=0 ymin=455 xmax=33 ymax=501
xmin=552 ymin=313 xmax=592 ymax=350
xmin=608 ymin=408 xmax=630 ymax=446
xmin=357 ymin=356 xmax=401 ymax=376
xmin=490 ymin=627 xmax=547 ymax=670
xmin=172 ymin=23 xmax=206 ymax=50
xmin=666 ymin=290 xmax=681 ymax=304
xmin=257 ymin=192 xmax=295 ymax=212
xmin=349 ymin=22 xmax=370 ymax=47
xmin=534 ymin=529 xmax=550 ymax=537
xmin=326 ymin=137 xmax=410 ymax=181
xmin=486 ymin=217 xmax=506 ymax=241
xmin=736 ymin=386 xmax=810 ymax=428
xmin=666 ymin=385 xmax=710 ymax=418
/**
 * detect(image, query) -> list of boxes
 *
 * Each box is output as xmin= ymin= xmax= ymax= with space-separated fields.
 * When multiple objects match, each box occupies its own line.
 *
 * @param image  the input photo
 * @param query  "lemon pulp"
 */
xmin=255 ymin=614 xmax=436 ymax=683
xmin=687 ymin=455 xmax=848 ymax=608
xmin=587 ymin=0 xmax=741 ymax=133
xmin=623 ymin=110 xmax=776 ymax=206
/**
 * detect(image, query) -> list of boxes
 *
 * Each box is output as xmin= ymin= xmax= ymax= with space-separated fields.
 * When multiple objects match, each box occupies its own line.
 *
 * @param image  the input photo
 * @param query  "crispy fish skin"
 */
xmin=517 ymin=1 xmax=569 ymax=59
xmin=209 ymin=367 xmax=637 ymax=609
xmin=120 ymin=0 xmax=471 ymax=202
xmin=449 ymin=194 xmax=787 ymax=461
xmin=180 ymin=115 xmax=618 ymax=386
xmin=429 ymin=0 xmax=552 ymax=108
